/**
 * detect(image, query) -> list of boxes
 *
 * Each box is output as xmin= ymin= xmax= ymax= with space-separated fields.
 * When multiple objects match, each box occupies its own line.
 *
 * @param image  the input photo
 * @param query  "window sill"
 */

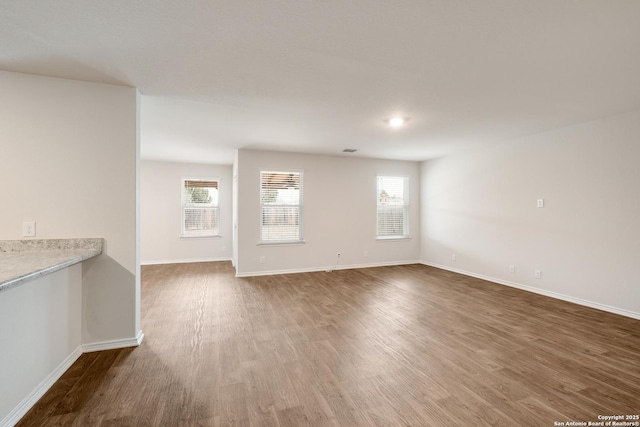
xmin=180 ymin=234 xmax=222 ymax=239
xmin=257 ymin=240 xmax=306 ymax=247
xmin=376 ymin=236 xmax=411 ymax=241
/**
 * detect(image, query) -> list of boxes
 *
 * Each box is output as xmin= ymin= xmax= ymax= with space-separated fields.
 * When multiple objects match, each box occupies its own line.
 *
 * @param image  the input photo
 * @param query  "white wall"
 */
xmin=140 ymin=160 xmax=233 ymax=264
xmin=232 ymin=151 xmax=239 ymax=267
xmin=236 ymin=149 xmax=420 ymax=275
xmin=420 ymin=108 xmax=640 ymax=319
xmin=0 ymin=70 xmax=139 ymax=423
xmin=0 ymin=266 xmax=82 ymax=426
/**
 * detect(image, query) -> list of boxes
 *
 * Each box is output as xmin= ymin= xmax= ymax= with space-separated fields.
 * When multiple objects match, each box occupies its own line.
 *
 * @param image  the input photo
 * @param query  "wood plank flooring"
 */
xmin=17 ymin=262 xmax=640 ymax=426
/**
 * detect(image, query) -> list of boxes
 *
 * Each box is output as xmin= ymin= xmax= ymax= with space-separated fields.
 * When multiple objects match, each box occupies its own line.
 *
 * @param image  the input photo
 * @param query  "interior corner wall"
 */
xmin=232 ymin=150 xmax=239 ymax=267
xmin=420 ymin=108 xmax=640 ymax=319
xmin=135 ymin=89 xmax=142 ymax=336
xmin=140 ymin=160 xmax=233 ymax=264
xmin=0 ymin=70 xmax=139 ymax=344
xmin=236 ymin=149 xmax=420 ymax=276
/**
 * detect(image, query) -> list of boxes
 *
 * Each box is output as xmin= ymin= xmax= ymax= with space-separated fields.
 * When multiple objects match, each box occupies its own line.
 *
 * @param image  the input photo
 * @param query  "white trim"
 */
xmin=0 ymin=346 xmax=82 ymax=427
xmin=421 ymin=261 xmax=640 ymax=321
xmin=141 ymin=257 xmax=231 ymax=266
xmin=376 ymin=236 xmax=412 ymax=241
xmin=82 ymin=330 xmax=145 ymax=353
xmin=235 ymin=260 xmax=419 ymax=277
xmin=2 ymin=332 xmax=145 ymax=426
xmin=256 ymin=241 xmax=306 ymax=247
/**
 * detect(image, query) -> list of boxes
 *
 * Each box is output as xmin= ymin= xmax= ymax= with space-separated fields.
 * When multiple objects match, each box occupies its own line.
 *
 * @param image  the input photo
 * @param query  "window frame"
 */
xmin=259 ymin=170 xmax=305 ymax=245
xmin=376 ymin=175 xmax=410 ymax=240
xmin=180 ymin=177 xmax=221 ymax=238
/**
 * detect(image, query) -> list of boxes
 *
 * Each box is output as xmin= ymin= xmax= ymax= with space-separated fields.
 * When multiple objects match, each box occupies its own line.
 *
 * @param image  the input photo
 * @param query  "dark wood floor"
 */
xmin=17 ymin=262 xmax=640 ymax=426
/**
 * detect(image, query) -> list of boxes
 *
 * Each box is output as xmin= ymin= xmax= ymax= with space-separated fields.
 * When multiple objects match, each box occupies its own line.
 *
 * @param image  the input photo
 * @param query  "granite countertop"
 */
xmin=0 ymin=238 xmax=104 ymax=293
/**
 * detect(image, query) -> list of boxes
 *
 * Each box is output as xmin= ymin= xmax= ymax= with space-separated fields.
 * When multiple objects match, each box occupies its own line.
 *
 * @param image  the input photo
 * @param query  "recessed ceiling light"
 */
xmin=385 ymin=117 xmax=409 ymax=127
xmin=342 ymin=148 xmax=358 ymax=153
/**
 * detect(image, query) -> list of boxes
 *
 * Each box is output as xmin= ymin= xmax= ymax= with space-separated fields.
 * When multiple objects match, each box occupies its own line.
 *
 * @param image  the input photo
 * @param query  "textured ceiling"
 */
xmin=2 ymin=1 xmax=640 ymax=164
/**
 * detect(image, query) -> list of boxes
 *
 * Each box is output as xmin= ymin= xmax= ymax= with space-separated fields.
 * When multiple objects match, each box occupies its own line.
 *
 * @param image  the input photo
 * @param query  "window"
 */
xmin=181 ymin=179 xmax=219 ymax=237
xmin=377 ymin=176 xmax=409 ymax=239
xmin=260 ymin=171 xmax=303 ymax=243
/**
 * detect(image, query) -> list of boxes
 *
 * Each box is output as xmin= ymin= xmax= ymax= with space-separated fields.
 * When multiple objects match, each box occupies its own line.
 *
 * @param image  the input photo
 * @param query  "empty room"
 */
xmin=1 ymin=1 xmax=639 ymax=426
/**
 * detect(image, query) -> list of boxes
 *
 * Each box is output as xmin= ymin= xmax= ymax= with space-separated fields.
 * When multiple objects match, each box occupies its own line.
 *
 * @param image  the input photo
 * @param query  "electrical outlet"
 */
xmin=22 ymin=221 xmax=36 ymax=237
xmin=509 ymin=265 xmax=515 ymax=273
xmin=337 ymin=253 xmax=341 ymax=258
xmin=364 ymin=251 xmax=369 ymax=258
xmin=535 ymin=269 xmax=542 ymax=279
xmin=537 ymin=199 xmax=544 ymax=208
xmin=259 ymin=256 xmax=265 ymax=264
xmin=452 ymin=253 xmax=456 ymax=262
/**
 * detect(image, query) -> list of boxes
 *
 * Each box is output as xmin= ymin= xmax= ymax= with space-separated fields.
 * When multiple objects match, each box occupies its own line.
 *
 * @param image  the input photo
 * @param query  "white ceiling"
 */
xmin=2 ymin=1 xmax=640 ymax=164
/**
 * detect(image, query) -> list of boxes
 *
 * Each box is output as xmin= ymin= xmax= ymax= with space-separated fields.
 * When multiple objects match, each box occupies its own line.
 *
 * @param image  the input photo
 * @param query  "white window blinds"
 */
xmin=377 ymin=176 xmax=409 ymax=238
xmin=260 ymin=171 xmax=303 ymax=243
xmin=181 ymin=179 xmax=219 ymax=237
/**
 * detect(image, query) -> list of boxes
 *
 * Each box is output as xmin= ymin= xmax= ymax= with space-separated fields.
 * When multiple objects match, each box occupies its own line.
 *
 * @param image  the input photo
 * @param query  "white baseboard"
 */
xmin=1 ymin=331 xmax=145 ymax=427
xmin=141 ymin=257 xmax=231 ymax=266
xmin=421 ymin=261 xmax=640 ymax=320
xmin=82 ymin=330 xmax=145 ymax=353
xmin=235 ymin=260 xmax=420 ymax=277
xmin=0 ymin=346 xmax=83 ymax=427
xmin=2 ymin=331 xmax=145 ymax=427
